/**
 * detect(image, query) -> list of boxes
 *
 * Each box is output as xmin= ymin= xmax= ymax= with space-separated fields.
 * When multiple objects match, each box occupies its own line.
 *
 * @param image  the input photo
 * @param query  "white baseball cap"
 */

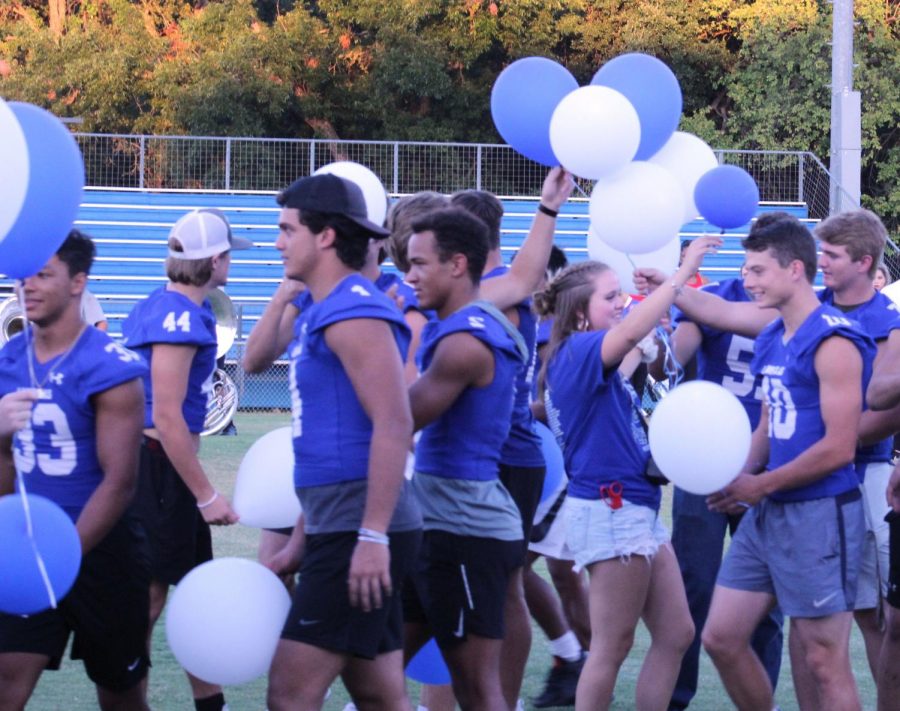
xmin=167 ymin=208 xmax=253 ymax=260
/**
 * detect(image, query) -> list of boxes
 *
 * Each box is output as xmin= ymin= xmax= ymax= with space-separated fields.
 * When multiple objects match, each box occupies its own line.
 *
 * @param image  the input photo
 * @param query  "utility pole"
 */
xmin=829 ymin=0 xmax=861 ymax=213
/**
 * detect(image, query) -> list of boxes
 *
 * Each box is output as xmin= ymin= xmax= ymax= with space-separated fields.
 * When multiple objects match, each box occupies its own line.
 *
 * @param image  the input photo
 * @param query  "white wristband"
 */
xmin=197 ymin=491 xmax=219 ymax=510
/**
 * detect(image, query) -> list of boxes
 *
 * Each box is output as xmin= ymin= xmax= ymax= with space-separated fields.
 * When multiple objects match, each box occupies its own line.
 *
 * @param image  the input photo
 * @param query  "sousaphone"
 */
xmin=0 ymin=297 xmax=24 ymax=345
xmin=202 ymin=288 xmax=239 ymax=436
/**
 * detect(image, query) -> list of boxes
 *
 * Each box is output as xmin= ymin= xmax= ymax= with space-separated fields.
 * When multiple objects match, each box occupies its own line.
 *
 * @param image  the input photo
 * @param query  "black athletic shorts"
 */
xmin=134 ymin=436 xmax=212 ymax=585
xmin=281 ymin=529 xmax=421 ymax=660
xmin=499 ymin=463 xmax=545 ymax=557
xmin=403 ymin=530 xmax=522 ymax=648
xmin=0 ymin=513 xmax=151 ymax=692
xmin=887 ymin=510 xmax=900 ymax=609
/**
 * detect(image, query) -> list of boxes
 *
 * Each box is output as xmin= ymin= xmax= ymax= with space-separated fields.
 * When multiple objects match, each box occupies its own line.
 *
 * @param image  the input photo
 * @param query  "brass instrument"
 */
xmin=0 ymin=296 xmax=24 ymax=345
xmin=202 ymin=288 xmax=239 ymax=437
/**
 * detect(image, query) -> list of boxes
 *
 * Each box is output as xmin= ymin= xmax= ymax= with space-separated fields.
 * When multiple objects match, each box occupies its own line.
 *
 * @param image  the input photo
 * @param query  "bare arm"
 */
xmin=403 ymin=309 xmax=428 ymax=386
xmin=711 ymin=337 xmax=862 ymax=509
xmin=859 ymin=334 xmax=900 ymax=442
xmin=867 ymin=329 xmax=900 ymax=411
xmin=479 ymin=167 xmax=574 ymax=310
xmin=151 ymin=343 xmax=238 ymax=525
xmin=325 ymin=317 xmax=413 ymax=611
xmin=600 ymin=236 xmax=722 ymax=368
xmin=76 ymin=379 xmax=144 ymax=554
xmin=409 ymin=332 xmax=493 ymax=431
xmin=242 ymin=279 xmax=305 ymax=373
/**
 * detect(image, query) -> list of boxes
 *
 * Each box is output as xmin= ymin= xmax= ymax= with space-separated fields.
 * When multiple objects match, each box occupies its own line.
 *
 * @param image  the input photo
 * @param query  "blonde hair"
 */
xmin=165 ymin=237 xmax=215 ymax=286
xmin=813 ymin=209 xmax=888 ymax=279
xmin=534 ymin=261 xmax=611 ymax=395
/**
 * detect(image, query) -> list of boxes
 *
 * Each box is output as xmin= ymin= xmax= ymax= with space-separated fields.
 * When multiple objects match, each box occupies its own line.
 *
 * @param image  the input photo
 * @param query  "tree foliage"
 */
xmin=0 ymin=0 xmax=896 ymax=228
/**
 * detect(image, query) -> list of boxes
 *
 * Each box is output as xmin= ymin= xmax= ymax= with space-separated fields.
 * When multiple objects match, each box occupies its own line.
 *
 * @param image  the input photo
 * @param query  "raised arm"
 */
xmin=243 ymin=279 xmax=305 ymax=373
xmin=325 ymin=317 xmax=414 ymax=612
xmin=77 ymin=378 xmax=144 ymax=553
xmin=479 ymin=167 xmax=574 ymax=310
xmin=600 ymin=236 xmax=722 ymax=368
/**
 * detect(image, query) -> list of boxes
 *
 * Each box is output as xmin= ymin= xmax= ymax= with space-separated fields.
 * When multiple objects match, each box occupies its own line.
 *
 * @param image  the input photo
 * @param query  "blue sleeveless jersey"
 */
xmin=673 ymin=279 xmax=764 ymax=429
xmin=122 ymin=287 xmax=218 ymax=433
xmin=483 ymin=265 xmax=544 ymax=467
xmin=545 ymin=330 xmax=660 ymax=510
xmin=819 ymin=288 xmax=900 ymax=464
xmin=752 ymin=304 xmax=875 ymax=502
xmin=288 ymin=274 xmax=411 ymax=488
xmin=414 ymin=303 xmax=521 ymax=481
xmin=0 ymin=328 xmax=147 ymax=517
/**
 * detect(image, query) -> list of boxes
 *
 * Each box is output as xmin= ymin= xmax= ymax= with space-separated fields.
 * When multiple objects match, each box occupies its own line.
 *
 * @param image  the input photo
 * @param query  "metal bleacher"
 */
xmin=69 ymin=188 xmax=814 ymax=343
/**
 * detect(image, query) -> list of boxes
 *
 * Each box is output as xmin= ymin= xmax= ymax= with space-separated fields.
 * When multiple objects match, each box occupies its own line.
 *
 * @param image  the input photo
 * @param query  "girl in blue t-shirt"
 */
xmin=533 ymin=235 xmax=719 ymax=711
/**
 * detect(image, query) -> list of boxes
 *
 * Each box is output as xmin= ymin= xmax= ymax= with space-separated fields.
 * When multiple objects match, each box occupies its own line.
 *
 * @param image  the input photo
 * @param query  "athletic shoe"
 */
xmin=532 ymin=653 xmax=585 ymax=708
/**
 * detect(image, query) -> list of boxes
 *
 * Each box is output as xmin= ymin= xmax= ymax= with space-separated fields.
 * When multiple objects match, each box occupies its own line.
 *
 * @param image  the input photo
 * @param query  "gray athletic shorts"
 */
xmin=717 ymin=489 xmax=865 ymax=618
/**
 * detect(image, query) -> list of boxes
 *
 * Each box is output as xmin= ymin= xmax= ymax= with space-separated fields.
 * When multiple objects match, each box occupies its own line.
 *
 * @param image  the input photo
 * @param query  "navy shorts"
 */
xmin=887 ymin=510 xmax=900 ymax=609
xmin=134 ymin=436 xmax=212 ymax=585
xmin=281 ymin=529 xmax=421 ymax=660
xmin=0 ymin=513 xmax=151 ymax=691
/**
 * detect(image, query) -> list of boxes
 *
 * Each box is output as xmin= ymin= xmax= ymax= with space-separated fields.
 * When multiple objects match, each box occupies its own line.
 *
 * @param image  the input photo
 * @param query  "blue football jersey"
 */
xmin=122 ymin=287 xmax=218 ymax=433
xmin=673 ymin=278 xmax=764 ymax=429
xmin=752 ymin=304 xmax=876 ymax=502
xmin=414 ymin=303 xmax=521 ymax=482
xmin=483 ymin=265 xmax=544 ymax=467
xmin=289 ymin=274 xmax=410 ymax=488
xmin=545 ymin=330 xmax=659 ymax=510
xmin=0 ymin=328 xmax=147 ymax=518
xmin=819 ymin=288 xmax=900 ymax=464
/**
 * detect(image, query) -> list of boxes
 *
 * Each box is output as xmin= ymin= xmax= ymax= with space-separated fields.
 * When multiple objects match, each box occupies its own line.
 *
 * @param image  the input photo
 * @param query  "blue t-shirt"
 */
xmin=483 ymin=265 xmax=544 ymax=467
xmin=414 ymin=303 xmax=521 ymax=481
xmin=752 ymin=304 xmax=876 ymax=502
xmin=545 ymin=330 xmax=660 ymax=510
xmin=673 ymin=278 xmax=764 ymax=429
xmin=0 ymin=328 xmax=147 ymax=518
xmin=289 ymin=274 xmax=411 ymax=488
xmin=819 ymin=288 xmax=900 ymax=464
xmin=122 ymin=287 xmax=218 ymax=433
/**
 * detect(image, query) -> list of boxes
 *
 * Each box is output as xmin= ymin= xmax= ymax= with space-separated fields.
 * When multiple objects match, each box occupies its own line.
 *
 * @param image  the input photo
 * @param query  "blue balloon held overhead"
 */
xmin=535 ymin=421 xmax=564 ymax=504
xmin=694 ymin=165 xmax=760 ymax=230
xmin=591 ymin=53 xmax=683 ymax=160
xmin=491 ymin=57 xmax=578 ymax=166
xmin=0 ymin=493 xmax=82 ymax=615
xmin=0 ymin=102 xmax=85 ymax=279
xmin=406 ymin=637 xmax=451 ymax=685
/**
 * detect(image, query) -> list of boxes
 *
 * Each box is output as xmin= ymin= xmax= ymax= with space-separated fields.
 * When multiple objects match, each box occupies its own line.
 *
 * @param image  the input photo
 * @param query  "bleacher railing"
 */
xmin=75 ymin=134 xmax=852 ymax=220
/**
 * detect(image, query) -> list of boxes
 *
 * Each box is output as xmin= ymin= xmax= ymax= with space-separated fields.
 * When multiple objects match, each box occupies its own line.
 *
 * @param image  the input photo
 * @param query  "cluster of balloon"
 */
xmin=490 ymin=54 xmax=761 ymax=292
xmin=648 ymin=381 xmax=752 ymax=495
xmin=0 ymin=97 xmax=85 ymax=279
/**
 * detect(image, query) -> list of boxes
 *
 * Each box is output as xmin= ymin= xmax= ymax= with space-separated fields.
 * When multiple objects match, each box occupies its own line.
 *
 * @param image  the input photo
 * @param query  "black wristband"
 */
xmin=538 ymin=204 xmax=559 ymax=218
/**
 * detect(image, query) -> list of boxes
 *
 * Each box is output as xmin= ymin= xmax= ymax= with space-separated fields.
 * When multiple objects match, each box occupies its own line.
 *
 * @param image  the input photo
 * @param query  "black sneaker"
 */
xmin=532 ymin=653 xmax=585 ymax=708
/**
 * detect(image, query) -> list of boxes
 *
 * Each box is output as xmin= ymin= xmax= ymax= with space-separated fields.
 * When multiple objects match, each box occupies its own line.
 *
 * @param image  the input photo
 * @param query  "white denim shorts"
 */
xmin=563 ymin=496 xmax=669 ymax=572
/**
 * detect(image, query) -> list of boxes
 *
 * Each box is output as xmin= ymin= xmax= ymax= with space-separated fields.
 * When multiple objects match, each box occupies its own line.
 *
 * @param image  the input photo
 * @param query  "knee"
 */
xmin=593 ymin=627 xmax=636 ymax=666
xmin=701 ymin=622 xmax=740 ymax=663
xmin=801 ymin=641 xmax=847 ymax=685
xmin=670 ymin=617 xmax=696 ymax=655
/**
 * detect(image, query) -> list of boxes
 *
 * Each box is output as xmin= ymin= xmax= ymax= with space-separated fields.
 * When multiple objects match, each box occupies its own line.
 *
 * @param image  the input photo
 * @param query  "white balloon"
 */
xmin=0 ymin=98 xmax=29 ymax=244
xmin=589 ymin=161 xmax=684 ymax=254
xmin=548 ymin=86 xmax=640 ymax=180
xmin=233 ymin=427 xmax=300 ymax=529
xmin=648 ymin=132 xmax=719 ymax=224
xmin=587 ymin=227 xmax=680 ymax=294
xmin=313 ymin=161 xmax=388 ymax=227
xmin=166 ymin=558 xmax=291 ymax=686
xmin=648 ymin=381 xmax=752 ymax=495
xmin=881 ymin=280 xmax=900 ymax=308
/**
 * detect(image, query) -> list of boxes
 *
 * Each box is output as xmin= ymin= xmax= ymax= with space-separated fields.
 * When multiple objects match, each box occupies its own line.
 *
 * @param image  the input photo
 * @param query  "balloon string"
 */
xmin=572 ymin=181 xmax=589 ymax=199
xmin=657 ymin=324 xmax=684 ymax=388
xmin=11 ymin=283 xmax=59 ymax=609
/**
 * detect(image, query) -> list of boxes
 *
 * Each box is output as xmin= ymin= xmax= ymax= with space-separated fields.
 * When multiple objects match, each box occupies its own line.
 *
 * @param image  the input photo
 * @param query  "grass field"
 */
xmin=27 ymin=413 xmax=878 ymax=710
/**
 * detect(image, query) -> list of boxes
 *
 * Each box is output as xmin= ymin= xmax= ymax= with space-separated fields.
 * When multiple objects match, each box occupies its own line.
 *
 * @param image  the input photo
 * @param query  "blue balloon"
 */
xmin=406 ymin=637 xmax=451 ymax=686
xmin=0 ymin=103 xmax=85 ymax=279
xmin=491 ymin=57 xmax=578 ymax=166
xmin=535 ymin=421 xmax=564 ymax=503
xmin=0 ymin=493 xmax=82 ymax=614
xmin=591 ymin=53 xmax=682 ymax=160
xmin=694 ymin=165 xmax=760 ymax=230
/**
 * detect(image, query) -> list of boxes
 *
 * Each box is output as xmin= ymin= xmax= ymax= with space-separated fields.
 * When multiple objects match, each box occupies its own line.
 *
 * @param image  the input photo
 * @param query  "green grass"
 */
xmin=27 ymin=413 xmax=877 ymax=710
